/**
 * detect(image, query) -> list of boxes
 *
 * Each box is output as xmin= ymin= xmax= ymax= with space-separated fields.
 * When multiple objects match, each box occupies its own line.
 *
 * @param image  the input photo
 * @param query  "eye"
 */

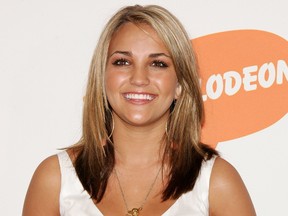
xmin=112 ymin=58 xmax=130 ymax=66
xmin=151 ymin=60 xmax=168 ymax=68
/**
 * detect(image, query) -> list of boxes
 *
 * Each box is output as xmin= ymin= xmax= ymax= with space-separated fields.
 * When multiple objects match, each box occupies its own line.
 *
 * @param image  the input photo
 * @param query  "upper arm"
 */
xmin=209 ymin=157 xmax=256 ymax=216
xmin=22 ymin=155 xmax=61 ymax=216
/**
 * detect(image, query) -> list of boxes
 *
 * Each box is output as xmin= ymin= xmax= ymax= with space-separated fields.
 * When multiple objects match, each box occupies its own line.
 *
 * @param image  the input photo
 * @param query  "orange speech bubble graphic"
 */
xmin=192 ymin=30 xmax=288 ymax=148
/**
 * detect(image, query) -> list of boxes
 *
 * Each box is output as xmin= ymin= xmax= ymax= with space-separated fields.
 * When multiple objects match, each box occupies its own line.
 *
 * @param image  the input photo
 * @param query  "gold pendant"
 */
xmin=126 ymin=207 xmax=141 ymax=216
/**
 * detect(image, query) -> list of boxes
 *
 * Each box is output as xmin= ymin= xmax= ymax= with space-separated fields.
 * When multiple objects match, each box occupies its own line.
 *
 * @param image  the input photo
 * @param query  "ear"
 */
xmin=174 ymin=83 xmax=182 ymax=99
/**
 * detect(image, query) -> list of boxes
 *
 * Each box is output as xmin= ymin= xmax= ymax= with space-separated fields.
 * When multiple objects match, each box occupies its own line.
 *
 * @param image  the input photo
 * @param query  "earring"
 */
xmin=166 ymin=99 xmax=176 ymax=138
xmin=101 ymin=144 xmax=107 ymax=157
xmin=106 ymin=109 xmax=114 ymax=140
xmin=165 ymin=121 xmax=169 ymax=137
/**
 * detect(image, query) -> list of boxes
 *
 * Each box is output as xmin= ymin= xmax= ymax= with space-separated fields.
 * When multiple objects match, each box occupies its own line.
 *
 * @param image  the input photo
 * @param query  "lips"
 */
xmin=123 ymin=93 xmax=156 ymax=101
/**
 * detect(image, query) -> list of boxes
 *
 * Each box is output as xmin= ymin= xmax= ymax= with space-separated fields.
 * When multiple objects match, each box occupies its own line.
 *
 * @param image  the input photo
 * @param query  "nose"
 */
xmin=129 ymin=65 xmax=150 ymax=86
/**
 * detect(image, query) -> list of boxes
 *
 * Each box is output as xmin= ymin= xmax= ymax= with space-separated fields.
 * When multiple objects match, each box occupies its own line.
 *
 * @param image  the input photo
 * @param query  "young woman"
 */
xmin=23 ymin=5 xmax=256 ymax=216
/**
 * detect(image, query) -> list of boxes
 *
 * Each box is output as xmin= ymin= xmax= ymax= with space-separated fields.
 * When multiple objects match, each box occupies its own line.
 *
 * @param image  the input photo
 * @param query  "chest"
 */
xmin=95 ymin=176 xmax=177 ymax=216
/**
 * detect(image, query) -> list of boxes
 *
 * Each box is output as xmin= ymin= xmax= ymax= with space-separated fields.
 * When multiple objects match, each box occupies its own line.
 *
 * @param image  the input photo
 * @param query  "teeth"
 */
xmin=125 ymin=93 xmax=154 ymax=100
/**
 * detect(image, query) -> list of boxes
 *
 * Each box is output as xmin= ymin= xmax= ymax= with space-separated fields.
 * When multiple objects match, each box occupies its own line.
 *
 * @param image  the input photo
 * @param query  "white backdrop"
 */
xmin=1 ymin=0 xmax=287 ymax=215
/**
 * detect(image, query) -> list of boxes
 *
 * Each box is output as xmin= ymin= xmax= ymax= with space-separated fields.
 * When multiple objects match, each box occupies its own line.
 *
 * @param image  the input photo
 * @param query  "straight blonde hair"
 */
xmin=71 ymin=4 xmax=217 ymax=202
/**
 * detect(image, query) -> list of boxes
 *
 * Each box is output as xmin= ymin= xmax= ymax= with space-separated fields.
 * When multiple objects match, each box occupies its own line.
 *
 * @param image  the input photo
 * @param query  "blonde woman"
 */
xmin=23 ymin=5 xmax=256 ymax=216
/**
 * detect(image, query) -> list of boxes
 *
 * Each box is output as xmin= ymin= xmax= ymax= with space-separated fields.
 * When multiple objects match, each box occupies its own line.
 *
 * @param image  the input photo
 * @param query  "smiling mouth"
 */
xmin=123 ymin=93 xmax=156 ymax=101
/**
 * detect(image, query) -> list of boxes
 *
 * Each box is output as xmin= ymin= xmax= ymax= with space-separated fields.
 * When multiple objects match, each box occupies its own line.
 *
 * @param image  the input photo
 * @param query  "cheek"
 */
xmin=105 ymin=74 xmax=115 ymax=93
xmin=155 ymin=74 xmax=178 ymax=95
xmin=105 ymin=71 xmax=126 ymax=101
xmin=105 ymin=71 xmax=119 ymax=89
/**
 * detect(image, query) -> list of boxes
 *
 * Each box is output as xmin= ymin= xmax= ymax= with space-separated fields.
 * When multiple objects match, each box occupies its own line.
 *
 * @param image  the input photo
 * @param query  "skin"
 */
xmin=22 ymin=155 xmax=61 ymax=216
xmin=22 ymin=23 xmax=256 ymax=216
xmin=105 ymin=23 xmax=181 ymax=129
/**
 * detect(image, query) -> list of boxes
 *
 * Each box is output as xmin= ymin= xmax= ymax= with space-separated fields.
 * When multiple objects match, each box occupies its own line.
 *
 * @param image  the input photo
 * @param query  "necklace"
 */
xmin=114 ymin=166 xmax=162 ymax=216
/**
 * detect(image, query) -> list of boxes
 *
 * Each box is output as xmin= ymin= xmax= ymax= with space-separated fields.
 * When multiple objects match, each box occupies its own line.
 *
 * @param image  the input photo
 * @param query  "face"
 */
xmin=105 ymin=22 xmax=181 ymax=128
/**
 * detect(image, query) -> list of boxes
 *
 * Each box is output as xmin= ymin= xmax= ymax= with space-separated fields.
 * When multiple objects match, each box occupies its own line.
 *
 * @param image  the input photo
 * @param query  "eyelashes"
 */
xmin=112 ymin=58 xmax=130 ymax=66
xmin=111 ymin=58 xmax=168 ymax=68
xmin=151 ymin=60 xmax=168 ymax=68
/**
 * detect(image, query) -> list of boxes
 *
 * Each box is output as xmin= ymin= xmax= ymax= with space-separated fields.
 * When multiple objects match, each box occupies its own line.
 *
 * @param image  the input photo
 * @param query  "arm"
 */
xmin=22 ymin=155 xmax=61 ymax=216
xmin=209 ymin=157 xmax=256 ymax=216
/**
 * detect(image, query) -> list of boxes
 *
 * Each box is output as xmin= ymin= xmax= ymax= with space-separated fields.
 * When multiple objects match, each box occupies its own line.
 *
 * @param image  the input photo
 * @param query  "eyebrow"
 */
xmin=149 ymin=53 xmax=171 ymax=58
xmin=109 ymin=51 xmax=171 ymax=58
xmin=109 ymin=51 xmax=132 ymax=57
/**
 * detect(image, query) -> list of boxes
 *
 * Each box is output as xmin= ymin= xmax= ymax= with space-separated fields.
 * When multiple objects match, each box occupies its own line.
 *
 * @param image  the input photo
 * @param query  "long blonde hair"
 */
xmin=72 ymin=4 xmax=216 ymax=202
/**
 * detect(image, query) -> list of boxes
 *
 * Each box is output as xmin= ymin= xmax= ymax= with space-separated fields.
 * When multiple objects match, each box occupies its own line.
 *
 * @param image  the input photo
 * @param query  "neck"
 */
xmin=112 ymin=119 xmax=166 ymax=169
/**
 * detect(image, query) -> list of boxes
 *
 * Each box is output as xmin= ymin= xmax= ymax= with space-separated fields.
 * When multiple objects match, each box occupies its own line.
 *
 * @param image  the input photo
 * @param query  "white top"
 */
xmin=57 ymin=151 xmax=216 ymax=216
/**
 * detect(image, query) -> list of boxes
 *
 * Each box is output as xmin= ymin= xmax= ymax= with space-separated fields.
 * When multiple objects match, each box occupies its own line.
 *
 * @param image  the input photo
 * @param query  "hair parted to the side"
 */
xmin=70 ymin=4 xmax=217 ymax=202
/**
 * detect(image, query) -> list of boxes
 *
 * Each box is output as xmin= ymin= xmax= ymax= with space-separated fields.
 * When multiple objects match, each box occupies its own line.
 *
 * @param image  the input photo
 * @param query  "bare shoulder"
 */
xmin=22 ymin=154 xmax=61 ymax=216
xmin=209 ymin=157 xmax=256 ymax=216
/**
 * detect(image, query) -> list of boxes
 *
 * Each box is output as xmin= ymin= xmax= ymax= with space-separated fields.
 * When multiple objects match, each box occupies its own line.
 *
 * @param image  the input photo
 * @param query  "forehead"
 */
xmin=108 ymin=22 xmax=168 ymax=53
